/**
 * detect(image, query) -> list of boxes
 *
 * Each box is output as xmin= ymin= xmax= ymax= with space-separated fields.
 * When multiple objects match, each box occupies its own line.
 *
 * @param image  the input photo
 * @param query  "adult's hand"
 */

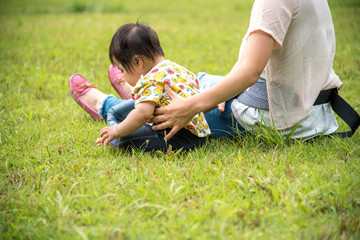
xmin=151 ymin=84 xmax=197 ymax=140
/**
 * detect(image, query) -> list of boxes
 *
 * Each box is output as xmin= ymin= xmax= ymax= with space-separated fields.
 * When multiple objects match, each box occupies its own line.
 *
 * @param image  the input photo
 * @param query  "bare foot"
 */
xmin=79 ymin=88 xmax=108 ymax=112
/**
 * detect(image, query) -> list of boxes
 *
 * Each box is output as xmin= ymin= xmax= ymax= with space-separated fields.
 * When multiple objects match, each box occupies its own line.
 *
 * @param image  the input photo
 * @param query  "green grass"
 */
xmin=1 ymin=0 xmax=359 ymax=239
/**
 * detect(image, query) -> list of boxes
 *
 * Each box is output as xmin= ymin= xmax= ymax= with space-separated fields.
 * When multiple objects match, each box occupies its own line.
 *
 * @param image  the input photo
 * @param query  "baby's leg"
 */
xmin=109 ymin=124 xmax=206 ymax=151
xmin=99 ymin=95 xmax=134 ymax=121
xmin=107 ymin=99 xmax=135 ymax=126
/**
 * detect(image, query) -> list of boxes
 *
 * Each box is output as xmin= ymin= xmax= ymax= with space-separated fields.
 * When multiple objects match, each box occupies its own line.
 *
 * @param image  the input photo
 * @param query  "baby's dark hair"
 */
xmin=109 ymin=22 xmax=164 ymax=72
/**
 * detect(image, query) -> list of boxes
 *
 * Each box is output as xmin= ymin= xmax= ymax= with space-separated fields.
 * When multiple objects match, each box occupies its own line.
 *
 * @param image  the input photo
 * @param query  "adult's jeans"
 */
xmin=197 ymin=72 xmax=245 ymax=138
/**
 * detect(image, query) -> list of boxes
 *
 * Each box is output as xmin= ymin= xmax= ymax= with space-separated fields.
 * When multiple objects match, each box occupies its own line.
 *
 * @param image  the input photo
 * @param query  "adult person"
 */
xmin=150 ymin=0 xmax=345 ymax=141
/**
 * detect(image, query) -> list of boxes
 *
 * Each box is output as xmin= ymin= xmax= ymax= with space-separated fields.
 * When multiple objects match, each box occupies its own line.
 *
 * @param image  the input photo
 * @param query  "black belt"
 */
xmin=315 ymin=88 xmax=360 ymax=137
xmin=237 ymin=82 xmax=360 ymax=137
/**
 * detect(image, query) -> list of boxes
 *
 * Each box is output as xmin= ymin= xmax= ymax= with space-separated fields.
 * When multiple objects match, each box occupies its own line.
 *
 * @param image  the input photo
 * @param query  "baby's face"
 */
xmin=113 ymin=60 xmax=141 ymax=87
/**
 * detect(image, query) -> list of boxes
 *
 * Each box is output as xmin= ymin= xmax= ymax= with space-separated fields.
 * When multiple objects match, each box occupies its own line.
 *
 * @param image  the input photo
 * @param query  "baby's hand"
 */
xmin=97 ymin=125 xmax=120 ymax=146
xmin=96 ymin=138 xmax=103 ymax=147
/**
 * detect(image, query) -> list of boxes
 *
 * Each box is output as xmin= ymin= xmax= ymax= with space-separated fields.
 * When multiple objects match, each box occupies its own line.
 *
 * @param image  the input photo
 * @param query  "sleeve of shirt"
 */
xmin=247 ymin=0 xmax=297 ymax=49
xmin=133 ymin=80 xmax=164 ymax=106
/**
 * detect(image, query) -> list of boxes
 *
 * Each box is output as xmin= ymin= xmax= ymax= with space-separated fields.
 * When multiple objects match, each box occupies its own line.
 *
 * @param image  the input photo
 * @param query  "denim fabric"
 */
xmin=98 ymin=94 xmax=127 ymax=120
xmin=204 ymin=99 xmax=245 ymax=138
xmin=109 ymin=125 xmax=206 ymax=151
xmin=107 ymin=99 xmax=135 ymax=126
xmin=198 ymin=72 xmax=245 ymax=138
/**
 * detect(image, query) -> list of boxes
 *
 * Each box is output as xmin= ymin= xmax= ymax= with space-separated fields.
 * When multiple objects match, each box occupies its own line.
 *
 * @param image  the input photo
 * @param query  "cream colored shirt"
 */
xmin=237 ymin=0 xmax=342 ymax=129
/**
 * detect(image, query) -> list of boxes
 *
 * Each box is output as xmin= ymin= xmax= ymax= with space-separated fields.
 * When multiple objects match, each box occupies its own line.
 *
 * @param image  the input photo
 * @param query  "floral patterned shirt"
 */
xmin=132 ymin=60 xmax=211 ymax=137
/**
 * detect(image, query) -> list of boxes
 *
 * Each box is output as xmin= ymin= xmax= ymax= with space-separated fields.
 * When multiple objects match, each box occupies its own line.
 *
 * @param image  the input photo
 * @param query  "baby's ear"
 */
xmin=133 ymin=55 xmax=142 ymax=66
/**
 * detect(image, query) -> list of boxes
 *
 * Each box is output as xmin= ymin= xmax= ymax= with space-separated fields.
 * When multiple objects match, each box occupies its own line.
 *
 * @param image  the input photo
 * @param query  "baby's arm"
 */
xmin=97 ymin=101 xmax=156 ymax=146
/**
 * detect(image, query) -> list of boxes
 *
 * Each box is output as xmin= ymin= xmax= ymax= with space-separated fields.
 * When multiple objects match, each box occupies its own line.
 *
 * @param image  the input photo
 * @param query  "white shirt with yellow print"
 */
xmin=132 ymin=60 xmax=211 ymax=138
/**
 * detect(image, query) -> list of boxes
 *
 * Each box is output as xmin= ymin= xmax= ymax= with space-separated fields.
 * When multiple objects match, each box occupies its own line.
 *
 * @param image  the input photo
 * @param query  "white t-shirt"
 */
xmin=235 ymin=0 xmax=342 ymax=130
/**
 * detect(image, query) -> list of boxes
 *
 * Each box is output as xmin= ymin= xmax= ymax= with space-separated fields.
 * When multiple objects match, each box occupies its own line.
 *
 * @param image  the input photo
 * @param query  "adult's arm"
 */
xmin=152 ymin=31 xmax=275 ymax=140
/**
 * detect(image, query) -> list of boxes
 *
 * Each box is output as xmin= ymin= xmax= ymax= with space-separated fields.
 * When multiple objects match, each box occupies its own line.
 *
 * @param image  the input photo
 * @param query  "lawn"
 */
xmin=1 ymin=0 xmax=359 ymax=239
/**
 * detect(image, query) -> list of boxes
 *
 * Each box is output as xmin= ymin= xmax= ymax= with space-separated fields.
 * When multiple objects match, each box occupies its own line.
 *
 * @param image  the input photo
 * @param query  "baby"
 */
xmin=96 ymin=23 xmax=210 ymax=150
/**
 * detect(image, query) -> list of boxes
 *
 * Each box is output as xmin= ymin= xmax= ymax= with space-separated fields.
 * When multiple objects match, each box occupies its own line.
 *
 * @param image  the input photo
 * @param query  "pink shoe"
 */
xmin=69 ymin=73 xmax=102 ymax=120
xmin=108 ymin=64 xmax=131 ymax=99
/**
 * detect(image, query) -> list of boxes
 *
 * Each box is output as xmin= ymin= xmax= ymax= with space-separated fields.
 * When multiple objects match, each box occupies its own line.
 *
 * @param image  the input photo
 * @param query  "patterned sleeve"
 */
xmin=132 ymin=73 xmax=166 ymax=107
